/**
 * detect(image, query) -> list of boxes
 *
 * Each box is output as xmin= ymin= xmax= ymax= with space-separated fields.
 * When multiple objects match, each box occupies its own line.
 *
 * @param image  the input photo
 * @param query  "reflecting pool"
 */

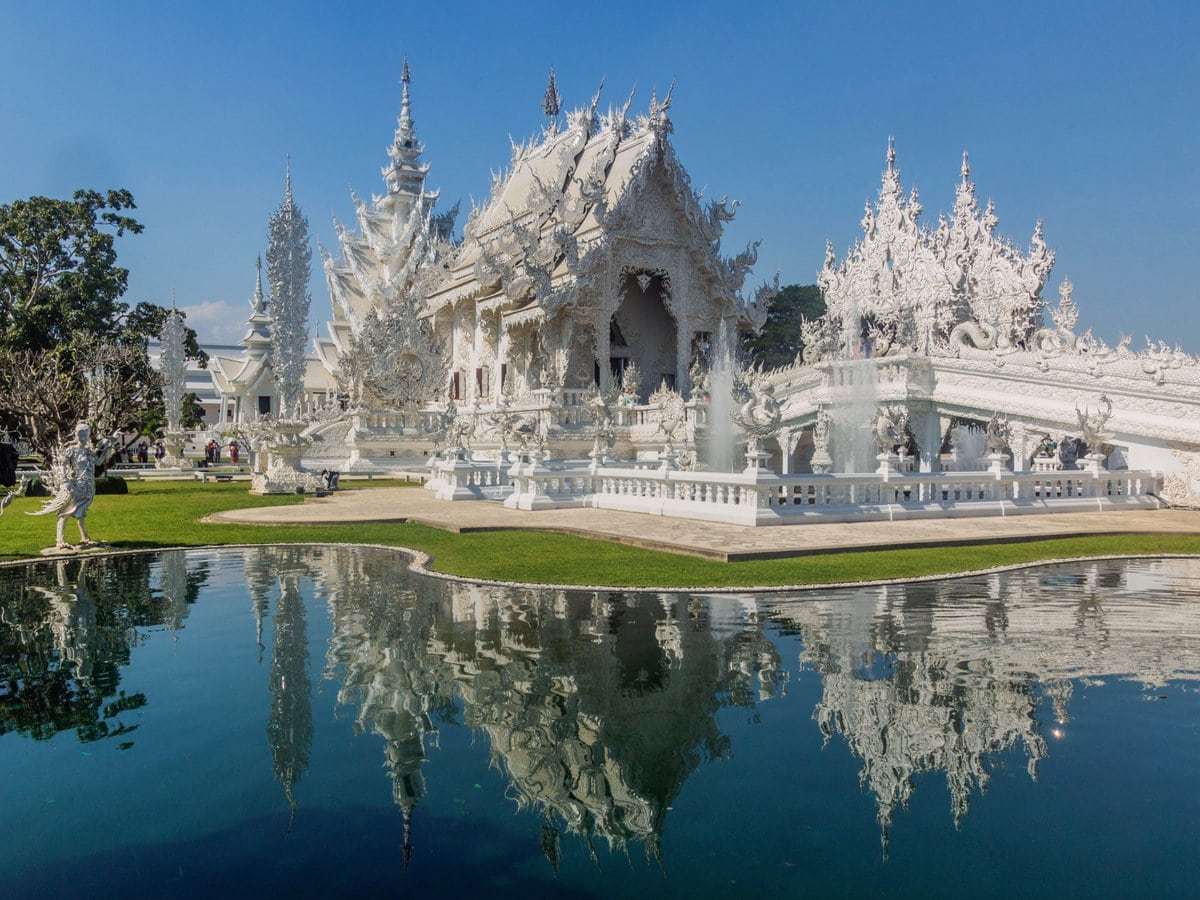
xmin=1 ymin=548 xmax=1198 ymax=897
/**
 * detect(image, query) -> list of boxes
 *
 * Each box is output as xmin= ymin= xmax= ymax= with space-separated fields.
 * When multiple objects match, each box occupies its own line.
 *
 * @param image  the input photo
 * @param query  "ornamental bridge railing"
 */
xmin=427 ymin=455 xmax=1164 ymax=526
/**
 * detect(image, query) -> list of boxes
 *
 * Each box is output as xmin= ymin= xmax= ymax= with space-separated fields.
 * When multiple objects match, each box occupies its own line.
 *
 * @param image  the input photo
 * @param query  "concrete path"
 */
xmin=207 ymin=487 xmax=1200 ymax=561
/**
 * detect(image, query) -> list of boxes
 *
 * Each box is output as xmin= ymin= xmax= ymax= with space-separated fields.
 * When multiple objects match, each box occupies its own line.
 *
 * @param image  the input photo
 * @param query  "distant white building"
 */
xmin=150 ymin=262 xmax=336 ymax=432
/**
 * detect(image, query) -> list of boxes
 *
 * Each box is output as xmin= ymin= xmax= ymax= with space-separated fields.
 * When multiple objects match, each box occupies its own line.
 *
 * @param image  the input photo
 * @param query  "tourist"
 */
xmin=229 ymin=440 xmax=240 ymax=465
xmin=204 ymin=439 xmax=215 ymax=465
xmin=154 ymin=440 xmax=166 ymax=462
xmin=137 ymin=441 xmax=149 ymax=464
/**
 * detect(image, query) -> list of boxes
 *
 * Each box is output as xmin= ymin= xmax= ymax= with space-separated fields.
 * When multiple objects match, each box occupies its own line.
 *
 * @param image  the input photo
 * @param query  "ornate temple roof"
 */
xmin=426 ymin=82 xmax=768 ymax=328
xmin=315 ymin=71 xmax=775 ymax=391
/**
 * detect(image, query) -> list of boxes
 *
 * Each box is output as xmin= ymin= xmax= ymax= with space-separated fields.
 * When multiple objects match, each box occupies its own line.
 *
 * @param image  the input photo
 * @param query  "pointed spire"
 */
xmin=879 ymin=137 xmax=902 ymax=204
xmin=284 ymin=154 xmax=294 ymax=207
xmin=384 ymin=56 xmax=429 ymax=198
xmin=252 ymin=255 xmax=265 ymax=314
xmin=960 ymin=150 xmax=971 ymax=183
xmin=542 ymin=67 xmax=562 ymax=119
xmin=398 ymin=57 xmax=414 ymax=140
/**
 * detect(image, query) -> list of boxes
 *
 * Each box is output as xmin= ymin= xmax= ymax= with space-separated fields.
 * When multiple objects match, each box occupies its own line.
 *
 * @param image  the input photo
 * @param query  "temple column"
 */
xmin=778 ymin=429 xmax=795 ymax=474
xmin=1010 ymin=423 xmax=1032 ymax=472
xmin=675 ymin=320 xmax=688 ymax=395
xmin=496 ymin=323 xmax=509 ymax=401
xmin=597 ymin=309 xmax=612 ymax=394
xmin=914 ymin=406 xmax=945 ymax=472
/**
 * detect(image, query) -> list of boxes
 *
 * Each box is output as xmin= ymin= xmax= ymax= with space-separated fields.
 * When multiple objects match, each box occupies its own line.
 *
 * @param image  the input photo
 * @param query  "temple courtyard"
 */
xmin=210 ymin=484 xmax=1200 ymax=566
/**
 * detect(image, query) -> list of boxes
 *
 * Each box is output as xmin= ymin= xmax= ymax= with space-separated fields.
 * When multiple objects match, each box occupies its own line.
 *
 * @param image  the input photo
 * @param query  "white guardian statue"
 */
xmin=29 ymin=422 xmax=119 ymax=551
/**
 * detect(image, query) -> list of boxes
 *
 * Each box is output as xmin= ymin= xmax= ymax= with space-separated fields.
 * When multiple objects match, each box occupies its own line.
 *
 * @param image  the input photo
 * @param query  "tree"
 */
xmin=0 ymin=190 xmax=141 ymax=350
xmin=742 ymin=283 xmax=826 ymax=370
xmin=138 ymin=391 xmax=208 ymax=440
xmin=0 ymin=190 xmax=206 ymax=460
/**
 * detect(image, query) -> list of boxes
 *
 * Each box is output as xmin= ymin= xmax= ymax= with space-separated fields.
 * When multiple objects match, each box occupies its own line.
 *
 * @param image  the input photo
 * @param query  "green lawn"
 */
xmin=2 ymin=479 xmax=1198 ymax=588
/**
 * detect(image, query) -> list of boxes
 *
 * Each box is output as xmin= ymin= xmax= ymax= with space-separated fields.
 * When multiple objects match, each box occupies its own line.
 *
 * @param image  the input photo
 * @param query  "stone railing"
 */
xmin=434 ymin=456 xmax=1165 ymax=526
xmin=429 ymin=453 xmax=514 ymax=501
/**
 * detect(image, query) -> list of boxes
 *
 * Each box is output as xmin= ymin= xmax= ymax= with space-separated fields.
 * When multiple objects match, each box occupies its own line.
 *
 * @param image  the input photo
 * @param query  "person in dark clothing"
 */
xmin=0 ymin=443 xmax=17 ymax=487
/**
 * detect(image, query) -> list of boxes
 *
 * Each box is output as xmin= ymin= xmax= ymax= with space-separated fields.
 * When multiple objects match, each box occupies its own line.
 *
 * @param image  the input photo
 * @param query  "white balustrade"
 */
xmin=481 ymin=460 xmax=1165 ymax=526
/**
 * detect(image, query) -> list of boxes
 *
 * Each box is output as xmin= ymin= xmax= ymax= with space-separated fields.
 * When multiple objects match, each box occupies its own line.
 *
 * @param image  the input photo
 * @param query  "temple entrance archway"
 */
xmin=611 ymin=269 xmax=676 ymax=400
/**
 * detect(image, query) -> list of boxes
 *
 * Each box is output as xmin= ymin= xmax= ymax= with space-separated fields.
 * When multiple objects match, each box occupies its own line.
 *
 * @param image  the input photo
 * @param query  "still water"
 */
xmin=1 ymin=547 xmax=1197 ymax=898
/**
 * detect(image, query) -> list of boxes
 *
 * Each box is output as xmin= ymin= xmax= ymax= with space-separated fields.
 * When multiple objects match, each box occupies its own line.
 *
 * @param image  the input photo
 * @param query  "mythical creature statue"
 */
xmin=448 ymin=405 xmax=476 ymax=452
xmin=1076 ymin=394 xmax=1113 ymax=456
xmin=487 ymin=393 xmax=523 ymax=460
xmin=871 ymin=406 xmax=910 ymax=455
xmin=430 ymin=399 xmax=459 ymax=453
xmin=512 ymin=415 xmax=548 ymax=460
xmin=28 ymin=422 xmax=120 ymax=549
xmin=732 ymin=368 xmax=783 ymax=455
xmin=984 ymin=413 xmax=1011 ymax=454
xmin=649 ymin=384 xmax=688 ymax=450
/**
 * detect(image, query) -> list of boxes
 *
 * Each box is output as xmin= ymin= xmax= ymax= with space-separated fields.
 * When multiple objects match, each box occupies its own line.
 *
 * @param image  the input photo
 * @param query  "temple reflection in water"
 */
xmin=2 ymin=548 xmax=1197 ymax=864
xmin=304 ymin=545 xmax=784 ymax=865
xmin=763 ymin=561 xmax=1200 ymax=848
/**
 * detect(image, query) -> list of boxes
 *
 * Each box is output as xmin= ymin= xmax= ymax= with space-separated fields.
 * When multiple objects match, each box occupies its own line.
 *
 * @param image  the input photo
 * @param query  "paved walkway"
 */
xmin=207 ymin=487 xmax=1200 ymax=561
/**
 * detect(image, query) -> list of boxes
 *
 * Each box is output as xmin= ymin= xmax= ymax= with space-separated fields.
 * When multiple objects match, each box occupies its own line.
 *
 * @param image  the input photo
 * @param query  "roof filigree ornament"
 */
xmin=818 ymin=140 xmax=1057 ymax=361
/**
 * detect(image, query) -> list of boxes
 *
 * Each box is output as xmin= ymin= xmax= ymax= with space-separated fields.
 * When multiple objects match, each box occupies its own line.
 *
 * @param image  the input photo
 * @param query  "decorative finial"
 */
xmin=252 ymin=254 xmax=265 ymax=312
xmin=284 ymin=154 xmax=293 ymax=205
xmin=397 ymin=58 xmax=415 ymax=140
xmin=886 ymin=136 xmax=896 ymax=170
xmin=542 ymin=67 xmax=562 ymax=120
xmin=961 ymin=150 xmax=970 ymax=183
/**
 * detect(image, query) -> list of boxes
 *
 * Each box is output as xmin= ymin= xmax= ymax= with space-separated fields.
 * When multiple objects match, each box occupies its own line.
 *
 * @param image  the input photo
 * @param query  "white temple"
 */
xmin=206 ymin=65 xmax=1200 ymax=513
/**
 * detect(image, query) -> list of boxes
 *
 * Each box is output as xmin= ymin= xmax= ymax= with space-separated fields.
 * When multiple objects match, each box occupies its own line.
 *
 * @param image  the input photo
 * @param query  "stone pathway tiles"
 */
xmin=206 ymin=487 xmax=1200 ymax=562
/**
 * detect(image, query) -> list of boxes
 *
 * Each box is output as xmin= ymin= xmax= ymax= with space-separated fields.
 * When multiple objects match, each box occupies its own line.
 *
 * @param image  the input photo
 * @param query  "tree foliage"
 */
xmin=0 ymin=190 xmax=206 ymax=460
xmin=742 ymin=283 xmax=826 ymax=370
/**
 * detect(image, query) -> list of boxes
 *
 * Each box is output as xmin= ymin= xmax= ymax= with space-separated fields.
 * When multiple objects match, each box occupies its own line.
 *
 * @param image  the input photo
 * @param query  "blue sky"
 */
xmin=3 ymin=1 xmax=1196 ymax=349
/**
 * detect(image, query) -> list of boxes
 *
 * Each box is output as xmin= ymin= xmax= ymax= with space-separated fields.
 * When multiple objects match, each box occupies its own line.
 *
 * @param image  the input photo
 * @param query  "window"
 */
xmin=258 ymin=395 xmax=271 ymax=415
